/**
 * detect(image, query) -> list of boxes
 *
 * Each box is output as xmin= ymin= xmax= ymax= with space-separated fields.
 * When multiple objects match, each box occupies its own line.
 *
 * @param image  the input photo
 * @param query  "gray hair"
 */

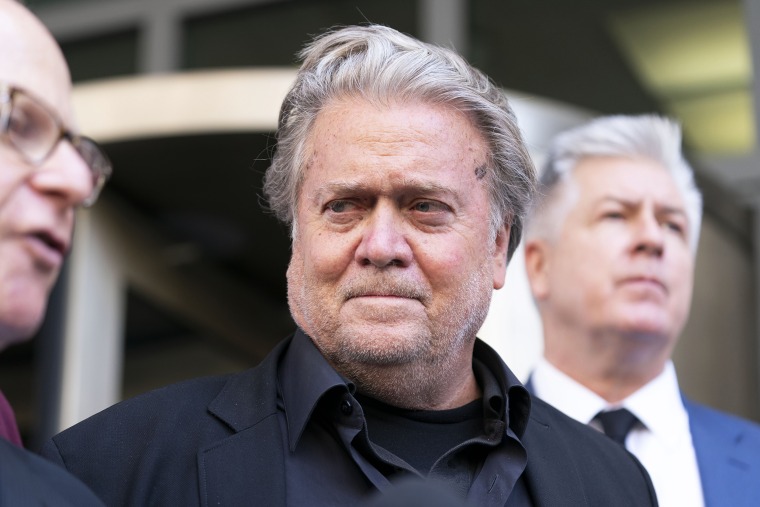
xmin=263 ymin=24 xmax=536 ymax=260
xmin=527 ymin=114 xmax=702 ymax=251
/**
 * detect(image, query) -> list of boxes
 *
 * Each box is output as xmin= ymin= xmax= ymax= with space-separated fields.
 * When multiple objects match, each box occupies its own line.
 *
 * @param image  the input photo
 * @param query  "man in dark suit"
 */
xmin=523 ymin=114 xmax=760 ymax=507
xmin=42 ymin=25 xmax=657 ymax=506
xmin=0 ymin=0 xmax=110 ymax=504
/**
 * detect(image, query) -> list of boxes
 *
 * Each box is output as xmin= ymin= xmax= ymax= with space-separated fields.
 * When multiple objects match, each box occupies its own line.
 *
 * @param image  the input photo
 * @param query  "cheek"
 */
xmin=550 ymin=241 xmax=614 ymax=300
xmin=415 ymin=238 xmax=474 ymax=287
xmin=301 ymin=231 xmax=355 ymax=281
xmin=0 ymin=172 xmax=21 ymax=210
xmin=670 ymin=256 xmax=695 ymax=308
xmin=0 ymin=244 xmax=57 ymax=316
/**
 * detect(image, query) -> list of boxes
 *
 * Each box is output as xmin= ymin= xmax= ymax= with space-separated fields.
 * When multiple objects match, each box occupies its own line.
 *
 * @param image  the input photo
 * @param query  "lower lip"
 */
xmin=354 ymin=294 xmax=418 ymax=300
xmin=348 ymin=295 xmax=419 ymax=306
xmin=23 ymin=236 xmax=64 ymax=269
xmin=621 ymin=279 xmax=665 ymax=293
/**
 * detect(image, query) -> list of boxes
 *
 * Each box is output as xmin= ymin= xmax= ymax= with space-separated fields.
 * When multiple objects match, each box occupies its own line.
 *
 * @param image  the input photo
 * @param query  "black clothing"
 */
xmin=279 ymin=331 xmax=529 ymax=506
xmin=41 ymin=330 xmax=658 ymax=506
xmin=594 ymin=408 xmax=641 ymax=445
xmin=0 ymin=437 xmax=104 ymax=506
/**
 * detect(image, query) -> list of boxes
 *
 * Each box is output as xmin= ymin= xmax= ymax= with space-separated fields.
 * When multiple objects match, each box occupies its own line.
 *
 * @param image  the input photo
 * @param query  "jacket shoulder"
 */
xmin=684 ymin=397 xmax=760 ymax=438
xmin=40 ymin=366 xmax=275 ymax=507
xmin=0 ymin=438 xmax=104 ymax=506
xmin=55 ymin=372 xmax=236 ymax=440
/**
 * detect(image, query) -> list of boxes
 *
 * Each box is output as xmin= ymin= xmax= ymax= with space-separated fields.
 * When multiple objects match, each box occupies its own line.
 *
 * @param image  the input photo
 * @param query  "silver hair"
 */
xmin=262 ymin=24 xmax=536 ymax=260
xmin=527 ymin=114 xmax=703 ymax=251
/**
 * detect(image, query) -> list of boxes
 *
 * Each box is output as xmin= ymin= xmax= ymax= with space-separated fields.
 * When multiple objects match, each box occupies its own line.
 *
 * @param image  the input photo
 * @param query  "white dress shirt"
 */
xmin=531 ymin=358 xmax=704 ymax=507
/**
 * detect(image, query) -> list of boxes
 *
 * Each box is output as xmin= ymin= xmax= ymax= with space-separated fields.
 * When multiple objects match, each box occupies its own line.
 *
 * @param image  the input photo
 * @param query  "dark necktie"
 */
xmin=594 ymin=408 xmax=639 ymax=446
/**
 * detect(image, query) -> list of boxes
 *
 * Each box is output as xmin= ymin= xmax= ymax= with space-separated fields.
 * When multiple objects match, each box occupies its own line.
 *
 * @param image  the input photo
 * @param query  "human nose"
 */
xmin=355 ymin=203 xmax=413 ymax=268
xmin=632 ymin=212 xmax=664 ymax=256
xmin=27 ymin=141 xmax=94 ymax=207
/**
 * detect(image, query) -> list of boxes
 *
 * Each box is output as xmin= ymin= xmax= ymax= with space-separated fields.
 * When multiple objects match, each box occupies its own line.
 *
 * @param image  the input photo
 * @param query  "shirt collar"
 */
xmin=531 ymin=357 xmax=607 ymax=424
xmin=278 ymin=330 xmax=532 ymax=449
xmin=278 ymin=329 xmax=350 ymax=452
xmin=473 ymin=338 xmax=531 ymax=438
xmin=531 ymin=358 xmax=690 ymax=445
xmin=624 ymin=361 xmax=691 ymax=445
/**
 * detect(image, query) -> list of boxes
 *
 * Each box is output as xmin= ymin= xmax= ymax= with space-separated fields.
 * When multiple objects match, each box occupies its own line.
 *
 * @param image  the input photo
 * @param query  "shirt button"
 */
xmin=340 ymin=398 xmax=353 ymax=415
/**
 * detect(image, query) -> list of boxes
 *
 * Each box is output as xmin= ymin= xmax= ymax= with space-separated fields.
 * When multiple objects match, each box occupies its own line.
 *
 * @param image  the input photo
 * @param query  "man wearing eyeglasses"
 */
xmin=0 ymin=0 xmax=109 ymax=504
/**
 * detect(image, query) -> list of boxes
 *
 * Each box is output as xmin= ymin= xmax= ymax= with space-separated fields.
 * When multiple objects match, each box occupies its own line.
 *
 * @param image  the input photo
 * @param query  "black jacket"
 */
xmin=0 ymin=437 xmax=103 ymax=506
xmin=41 ymin=336 xmax=657 ymax=506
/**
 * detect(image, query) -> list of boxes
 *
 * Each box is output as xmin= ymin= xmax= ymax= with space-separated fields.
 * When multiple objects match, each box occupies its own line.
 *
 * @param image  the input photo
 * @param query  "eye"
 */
xmin=327 ymin=200 xmax=351 ymax=213
xmin=323 ymin=199 xmax=364 ymax=225
xmin=665 ymin=221 xmax=685 ymax=235
xmin=8 ymin=106 xmax=37 ymax=141
xmin=602 ymin=211 xmax=625 ymax=220
xmin=411 ymin=200 xmax=449 ymax=213
xmin=409 ymin=199 xmax=452 ymax=227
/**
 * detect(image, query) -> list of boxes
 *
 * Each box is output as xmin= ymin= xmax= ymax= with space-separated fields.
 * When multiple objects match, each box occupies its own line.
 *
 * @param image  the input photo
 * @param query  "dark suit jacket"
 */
xmin=0 ymin=436 xmax=103 ymax=506
xmin=41 ymin=337 xmax=657 ymax=506
xmin=685 ymin=398 xmax=760 ymax=507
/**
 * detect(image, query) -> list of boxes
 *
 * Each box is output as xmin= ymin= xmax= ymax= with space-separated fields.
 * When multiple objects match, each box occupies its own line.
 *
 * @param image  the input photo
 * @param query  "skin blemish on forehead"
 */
xmin=474 ymin=165 xmax=487 ymax=180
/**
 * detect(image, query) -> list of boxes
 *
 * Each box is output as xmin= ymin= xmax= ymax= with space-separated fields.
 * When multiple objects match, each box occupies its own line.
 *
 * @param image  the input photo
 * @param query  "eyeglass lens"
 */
xmin=6 ymin=91 xmax=60 ymax=165
xmin=3 ymin=88 xmax=112 ymax=206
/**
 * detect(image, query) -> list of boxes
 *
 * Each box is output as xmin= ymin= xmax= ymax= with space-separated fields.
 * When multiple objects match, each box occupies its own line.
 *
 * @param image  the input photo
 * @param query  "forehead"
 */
xmin=569 ymin=155 xmax=685 ymax=209
xmin=299 ymin=98 xmax=491 ymax=205
xmin=305 ymin=97 xmax=488 ymax=177
xmin=311 ymin=96 xmax=482 ymax=143
xmin=0 ymin=1 xmax=74 ymax=124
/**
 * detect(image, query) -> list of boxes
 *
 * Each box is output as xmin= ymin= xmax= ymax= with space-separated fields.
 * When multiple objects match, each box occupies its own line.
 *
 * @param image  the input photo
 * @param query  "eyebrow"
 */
xmin=320 ymin=179 xmax=455 ymax=194
xmin=311 ymin=179 xmax=460 ymax=204
xmin=597 ymin=195 xmax=687 ymax=217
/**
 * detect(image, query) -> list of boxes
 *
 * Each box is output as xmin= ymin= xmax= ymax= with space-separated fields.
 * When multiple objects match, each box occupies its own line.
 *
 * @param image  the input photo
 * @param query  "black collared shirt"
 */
xmin=277 ymin=329 xmax=533 ymax=506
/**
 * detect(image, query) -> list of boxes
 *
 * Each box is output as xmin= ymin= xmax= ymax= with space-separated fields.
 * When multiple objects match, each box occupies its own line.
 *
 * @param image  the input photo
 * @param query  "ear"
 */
xmin=492 ymin=224 xmax=510 ymax=290
xmin=524 ymin=238 xmax=551 ymax=301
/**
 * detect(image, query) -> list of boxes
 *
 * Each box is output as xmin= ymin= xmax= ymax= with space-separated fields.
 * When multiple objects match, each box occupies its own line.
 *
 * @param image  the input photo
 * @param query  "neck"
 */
xmin=337 ymin=351 xmax=481 ymax=410
xmin=543 ymin=323 xmax=670 ymax=403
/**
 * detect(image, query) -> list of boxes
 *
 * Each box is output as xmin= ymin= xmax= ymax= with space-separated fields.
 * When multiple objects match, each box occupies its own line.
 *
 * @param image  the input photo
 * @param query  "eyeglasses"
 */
xmin=0 ymin=83 xmax=112 ymax=207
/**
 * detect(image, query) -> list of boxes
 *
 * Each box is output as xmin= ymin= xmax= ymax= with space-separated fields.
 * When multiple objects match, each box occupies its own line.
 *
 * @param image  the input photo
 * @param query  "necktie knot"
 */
xmin=594 ymin=408 xmax=639 ymax=445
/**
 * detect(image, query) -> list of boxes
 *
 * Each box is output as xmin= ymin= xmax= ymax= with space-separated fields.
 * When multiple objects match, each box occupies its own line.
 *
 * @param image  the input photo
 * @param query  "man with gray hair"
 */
xmin=524 ymin=114 xmax=760 ymax=507
xmin=43 ymin=26 xmax=656 ymax=506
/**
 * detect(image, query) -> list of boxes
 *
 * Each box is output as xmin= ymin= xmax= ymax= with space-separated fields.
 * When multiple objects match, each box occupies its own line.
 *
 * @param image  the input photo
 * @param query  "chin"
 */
xmin=618 ymin=320 xmax=671 ymax=343
xmin=0 ymin=305 xmax=47 ymax=349
xmin=0 ymin=323 xmax=38 ymax=352
xmin=328 ymin=324 xmax=432 ymax=366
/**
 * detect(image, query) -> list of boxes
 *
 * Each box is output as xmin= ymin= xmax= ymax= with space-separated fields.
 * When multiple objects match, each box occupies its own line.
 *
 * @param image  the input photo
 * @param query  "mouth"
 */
xmin=352 ymin=293 xmax=412 ymax=298
xmin=346 ymin=294 xmax=420 ymax=306
xmin=344 ymin=286 xmax=424 ymax=302
xmin=620 ymin=276 xmax=667 ymax=293
xmin=24 ymin=229 xmax=69 ymax=268
xmin=33 ymin=230 xmax=68 ymax=256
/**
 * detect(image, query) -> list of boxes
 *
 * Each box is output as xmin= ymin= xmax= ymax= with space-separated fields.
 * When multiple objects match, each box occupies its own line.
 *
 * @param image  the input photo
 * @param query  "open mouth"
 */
xmin=23 ymin=229 xmax=69 ymax=268
xmin=33 ymin=230 xmax=67 ymax=256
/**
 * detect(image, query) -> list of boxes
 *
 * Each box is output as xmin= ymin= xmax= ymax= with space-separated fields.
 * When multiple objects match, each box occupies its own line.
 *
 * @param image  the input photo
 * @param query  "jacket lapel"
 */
xmin=199 ymin=422 xmax=286 ymax=506
xmin=198 ymin=339 xmax=290 ymax=507
xmin=521 ymin=406 xmax=589 ymax=507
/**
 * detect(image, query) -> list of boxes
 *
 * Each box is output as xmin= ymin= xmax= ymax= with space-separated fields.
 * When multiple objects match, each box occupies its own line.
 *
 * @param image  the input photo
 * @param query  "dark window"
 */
xmin=183 ymin=0 xmax=417 ymax=69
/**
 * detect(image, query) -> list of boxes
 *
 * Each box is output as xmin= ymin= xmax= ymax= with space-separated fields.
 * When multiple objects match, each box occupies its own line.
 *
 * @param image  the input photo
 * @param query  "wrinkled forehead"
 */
xmin=0 ymin=0 xmax=75 ymax=126
xmin=568 ymin=155 xmax=685 ymax=207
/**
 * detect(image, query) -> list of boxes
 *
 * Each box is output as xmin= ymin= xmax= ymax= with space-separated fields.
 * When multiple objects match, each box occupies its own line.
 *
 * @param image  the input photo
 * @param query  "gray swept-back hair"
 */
xmin=527 ymin=114 xmax=702 ymax=251
xmin=263 ymin=24 xmax=536 ymax=260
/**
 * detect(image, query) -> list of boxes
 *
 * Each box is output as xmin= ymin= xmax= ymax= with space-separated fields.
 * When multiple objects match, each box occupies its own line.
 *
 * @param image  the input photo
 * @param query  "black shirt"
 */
xmin=277 ymin=329 xmax=534 ymax=506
